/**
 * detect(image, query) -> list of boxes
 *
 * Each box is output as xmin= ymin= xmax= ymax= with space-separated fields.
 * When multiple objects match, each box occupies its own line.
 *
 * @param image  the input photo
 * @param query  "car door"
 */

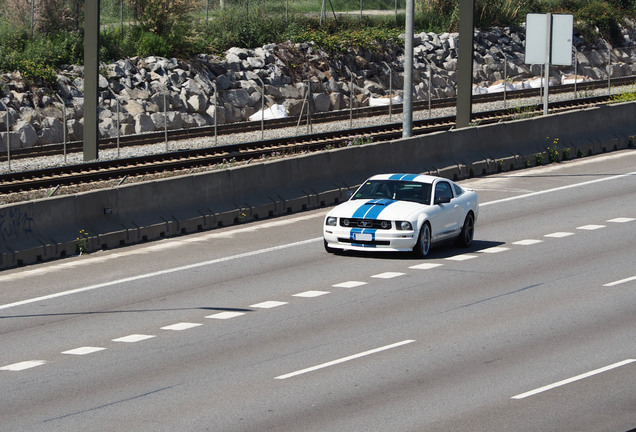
xmin=430 ymin=180 xmax=462 ymax=240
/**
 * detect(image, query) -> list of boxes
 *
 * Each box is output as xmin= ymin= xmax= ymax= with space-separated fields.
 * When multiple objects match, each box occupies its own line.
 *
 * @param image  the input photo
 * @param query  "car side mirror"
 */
xmin=434 ymin=196 xmax=451 ymax=205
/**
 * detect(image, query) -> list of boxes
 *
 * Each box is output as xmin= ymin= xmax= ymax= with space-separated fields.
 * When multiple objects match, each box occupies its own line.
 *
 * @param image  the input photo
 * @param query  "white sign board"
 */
xmin=525 ymin=13 xmax=573 ymax=66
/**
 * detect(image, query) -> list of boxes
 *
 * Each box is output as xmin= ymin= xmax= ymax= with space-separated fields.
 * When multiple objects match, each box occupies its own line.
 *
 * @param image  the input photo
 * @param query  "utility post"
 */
xmin=83 ymin=0 xmax=100 ymax=161
xmin=402 ymin=0 xmax=414 ymax=138
xmin=456 ymin=0 xmax=474 ymax=129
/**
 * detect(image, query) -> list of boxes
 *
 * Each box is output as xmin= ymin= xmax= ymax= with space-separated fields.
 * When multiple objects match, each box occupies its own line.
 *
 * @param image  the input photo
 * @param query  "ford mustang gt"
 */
xmin=323 ymin=173 xmax=479 ymax=256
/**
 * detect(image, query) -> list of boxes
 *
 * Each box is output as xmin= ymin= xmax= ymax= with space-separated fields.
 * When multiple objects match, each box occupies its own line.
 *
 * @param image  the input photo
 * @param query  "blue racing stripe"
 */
xmin=351 ymin=199 xmax=395 ymax=219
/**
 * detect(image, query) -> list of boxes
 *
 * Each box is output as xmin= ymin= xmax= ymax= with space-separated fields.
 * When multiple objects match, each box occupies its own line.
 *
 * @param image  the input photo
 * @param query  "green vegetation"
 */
xmin=0 ymin=0 xmax=634 ymax=85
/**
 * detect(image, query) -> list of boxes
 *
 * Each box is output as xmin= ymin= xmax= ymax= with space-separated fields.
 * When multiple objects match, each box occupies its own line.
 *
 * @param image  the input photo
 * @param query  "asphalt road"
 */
xmin=1 ymin=149 xmax=635 ymax=432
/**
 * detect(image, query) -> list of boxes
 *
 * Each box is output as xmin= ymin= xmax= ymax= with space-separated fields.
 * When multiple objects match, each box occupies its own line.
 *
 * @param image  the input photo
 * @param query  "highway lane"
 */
xmin=0 ymin=149 xmax=634 ymax=431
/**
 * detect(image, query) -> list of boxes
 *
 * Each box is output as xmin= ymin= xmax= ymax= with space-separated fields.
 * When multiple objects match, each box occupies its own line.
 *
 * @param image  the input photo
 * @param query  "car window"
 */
xmin=434 ymin=181 xmax=453 ymax=202
xmin=353 ymin=180 xmax=431 ymax=204
xmin=453 ymin=183 xmax=464 ymax=196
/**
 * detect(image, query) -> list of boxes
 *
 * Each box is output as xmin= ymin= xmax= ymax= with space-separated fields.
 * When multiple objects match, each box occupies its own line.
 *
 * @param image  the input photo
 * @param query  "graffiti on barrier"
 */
xmin=0 ymin=207 xmax=34 ymax=243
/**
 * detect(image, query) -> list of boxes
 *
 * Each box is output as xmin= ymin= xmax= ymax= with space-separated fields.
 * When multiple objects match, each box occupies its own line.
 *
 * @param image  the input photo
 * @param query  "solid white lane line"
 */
xmin=512 ymin=359 xmax=636 ymax=399
xmin=544 ymin=232 xmax=574 ymax=238
xmin=161 ymin=322 xmax=203 ymax=331
xmin=250 ymin=301 xmax=288 ymax=309
xmin=409 ymin=263 xmax=443 ymax=269
xmin=293 ymin=291 xmax=330 ymax=298
xmin=206 ymin=311 xmax=245 ymax=320
xmin=371 ymin=272 xmax=405 ymax=279
xmin=0 ymin=237 xmax=322 ymax=311
xmin=603 ymin=276 xmax=636 ymax=287
xmin=333 ymin=281 xmax=367 ymax=288
xmin=112 ymin=334 xmax=155 ymax=343
xmin=0 ymin=360 xmax=46 ymax=371
xmin=275 ymin=340 xmax=416 ymax=380
xmin=480 ymin=171 xmax=636 ymax=207
xmin=577 ymin=224 xmax=606 ymax=230
xmin=62 ymin=347 xmax=106 ymax=355
xmin=513 ymin=239 xmax=543 ymax=246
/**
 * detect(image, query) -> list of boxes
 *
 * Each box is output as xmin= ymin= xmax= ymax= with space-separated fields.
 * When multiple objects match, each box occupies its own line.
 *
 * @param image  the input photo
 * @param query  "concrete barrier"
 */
xmin=1 ymin=101 xmax=635 ymax=269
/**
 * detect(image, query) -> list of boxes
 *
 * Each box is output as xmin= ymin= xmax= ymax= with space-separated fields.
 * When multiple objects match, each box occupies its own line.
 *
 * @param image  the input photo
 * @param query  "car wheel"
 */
xmin=414 ymin=222 xmax=431 ymax=257
xmin=324 ymin=239 xmax=336 ymax=253
xmin=456 ymin=212 xmax=474 ymax=247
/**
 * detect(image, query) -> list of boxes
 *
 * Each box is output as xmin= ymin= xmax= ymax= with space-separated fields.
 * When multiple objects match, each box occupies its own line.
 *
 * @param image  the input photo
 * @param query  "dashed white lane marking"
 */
xmin=478 ymin=246 xmax=510 ymax=253
xmin=512 ymin=359 xmax=636 ymax=399
xmin=0 ymin=360 xmax=46 ymax=371
xmin=293 ymin=291 xmax=330 ymax=298
xmin=0 ymin=238 xmax=322 ymax=311
xmin=371 ymin=272 xmax=405 ymax=279
xmin=445 ymin=254 xmax=478 ymax=261
xmin=275 ymin=339 xmax=416 ymax=380
xmin=62 ymin=347 xmax=106 ymax=355
xmin=250 ymin=301 xmax=288 ymax=309
xmin=513 ymin=239 xmax=543 ymax=246
xmin=577 ymin=224 xmax=606 ymax=230
xmin=603 ymin=275 xmax=636 ymax=287
xmin=206 ymin=311 xmax=245 ymax=320
xmin=112 ymin=334 xmax=156 ymax=343
xmin=333 ymin=281 xmax=367 ymax=288
xmin=545 ymin=232 xmax=574 ymax=238
xmin=607 ymin=217 xmax=635 ymax=223
xmin=161 ymin=322 xmax=203 ymax=331
xmin=409 ymin=263 xmax=443 ymax=269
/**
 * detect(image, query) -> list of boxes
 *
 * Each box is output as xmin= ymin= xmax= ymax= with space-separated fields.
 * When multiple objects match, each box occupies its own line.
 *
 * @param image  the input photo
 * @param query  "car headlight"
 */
xmin=342 ymin=218 xmax=351 ymax=227
xmin=326 ymin=216 xmax=337 ymax=226
xmin=397 ymin=221 xmax=412 ymax=230
xmin=380 ymin=220 xmax=390 ymax=229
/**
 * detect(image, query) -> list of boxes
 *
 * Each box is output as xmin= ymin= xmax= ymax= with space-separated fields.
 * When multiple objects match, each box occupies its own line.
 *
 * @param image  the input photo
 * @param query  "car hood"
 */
xmin=329 ymin=199 xmax=427 ymax=220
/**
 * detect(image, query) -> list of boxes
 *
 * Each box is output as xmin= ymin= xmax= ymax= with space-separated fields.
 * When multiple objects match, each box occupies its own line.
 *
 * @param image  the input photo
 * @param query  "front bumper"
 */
xmin=323 ymin=226 xmax=417 ymax=252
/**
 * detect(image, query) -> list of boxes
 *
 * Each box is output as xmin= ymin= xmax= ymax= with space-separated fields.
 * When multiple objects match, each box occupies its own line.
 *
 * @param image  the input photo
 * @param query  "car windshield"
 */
xmin=352 ymin=180 xmax=432 ymax=204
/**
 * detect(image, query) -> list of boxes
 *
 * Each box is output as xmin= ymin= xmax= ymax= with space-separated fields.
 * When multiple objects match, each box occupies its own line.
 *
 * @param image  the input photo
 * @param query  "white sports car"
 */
xmin=323 ymin=173 xmax=479 ymax=256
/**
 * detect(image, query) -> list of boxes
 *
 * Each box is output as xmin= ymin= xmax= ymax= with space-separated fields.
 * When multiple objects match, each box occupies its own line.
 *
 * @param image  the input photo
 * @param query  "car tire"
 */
xmin=413 ymin=222 xmax=431 ymax=257
xmin=456 ymin=212 xmax=474 ymax=248
xmin=324 ymin=239 xmax=336 ymax=253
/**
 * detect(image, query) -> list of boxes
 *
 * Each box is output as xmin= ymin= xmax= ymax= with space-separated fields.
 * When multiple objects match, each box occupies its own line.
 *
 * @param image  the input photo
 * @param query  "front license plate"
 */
xmin=353 ymin=233 xmax=373 ymax=241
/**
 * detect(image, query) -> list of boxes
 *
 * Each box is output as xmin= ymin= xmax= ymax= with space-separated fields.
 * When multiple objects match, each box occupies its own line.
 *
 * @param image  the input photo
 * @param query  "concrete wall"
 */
xmin=1 ymin=102 xmax=635 ymax=269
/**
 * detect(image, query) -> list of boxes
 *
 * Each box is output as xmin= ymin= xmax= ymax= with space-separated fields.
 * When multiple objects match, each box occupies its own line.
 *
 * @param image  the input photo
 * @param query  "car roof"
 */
xmin=366 ymin=173 xmax=443 ymax=184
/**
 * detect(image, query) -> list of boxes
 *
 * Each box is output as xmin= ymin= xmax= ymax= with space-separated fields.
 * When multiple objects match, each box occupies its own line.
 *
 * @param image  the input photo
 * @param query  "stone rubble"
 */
xmin=0 ymin=24 xmax=635 ymax=152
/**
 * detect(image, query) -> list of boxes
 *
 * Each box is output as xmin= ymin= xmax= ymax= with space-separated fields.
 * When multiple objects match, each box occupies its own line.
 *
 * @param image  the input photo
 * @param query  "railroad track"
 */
xmin=2 ymin=75 xmax=634 ymax=162
xmin=0 ymin=92 xmax=620 ymax=195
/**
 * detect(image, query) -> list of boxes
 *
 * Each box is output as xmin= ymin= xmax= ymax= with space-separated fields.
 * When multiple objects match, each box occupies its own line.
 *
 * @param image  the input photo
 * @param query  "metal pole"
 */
xmin=428 ymin=63 xmax=432 ymax=118
xmin=1 ymin=103 xmax=9 ymax=172
xmin=31 ymin=0 xmax=35 ymax=37
xmin=573 ymin=46 xmax=578 ymax=98
xmin=607 ymin=46 xmax=611 ymax=94
xmin=360 ymin=0 xmax=363 ymax=21
xmin=164 ymin=92 xmax=168 ymax=151
xmin=346 ymin=66 xmax=354 ymax=128
xmin=307 ymin=80 xmax=312 ymax=134
xmin=402 ymin=0 xmax=414 ymax=138
xmin=257 ymin=77 xmax=265 ymax=140
xmin=383 ymin=62 xmax=393 ymax=120
xmin=116 ymin=97 xmax=120 ymax=158
xmin=213 ymin=82 xmax=218 ymax=146
xmin=456 ymin=0 xmax=474 ymax=128
xmin=206 ymin=0 xmax=209 ymax=27
xmin=83 ymin=0 xmax=100 ymax=161
xmin=120 ymin=0 xmax=124 ymax=37
xmin=59 ymin=96 xmax=68 ymax=164
xmin=503 ymin=55 xmax=507 ymax=110
xmin=542 ymin=13 xmax=551 ymax=116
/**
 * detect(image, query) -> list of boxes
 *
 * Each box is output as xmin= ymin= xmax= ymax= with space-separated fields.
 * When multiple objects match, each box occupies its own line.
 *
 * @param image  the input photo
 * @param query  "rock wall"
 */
xmin=1 ymin=24 xmax=635 ymax=151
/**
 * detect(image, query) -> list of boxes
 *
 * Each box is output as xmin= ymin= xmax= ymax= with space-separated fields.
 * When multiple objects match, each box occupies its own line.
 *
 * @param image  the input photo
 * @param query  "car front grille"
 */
xmin=339 ymin=218 xmax=392 ymax=229
xmin=337 ymin=238 xmax=391 ymax=246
